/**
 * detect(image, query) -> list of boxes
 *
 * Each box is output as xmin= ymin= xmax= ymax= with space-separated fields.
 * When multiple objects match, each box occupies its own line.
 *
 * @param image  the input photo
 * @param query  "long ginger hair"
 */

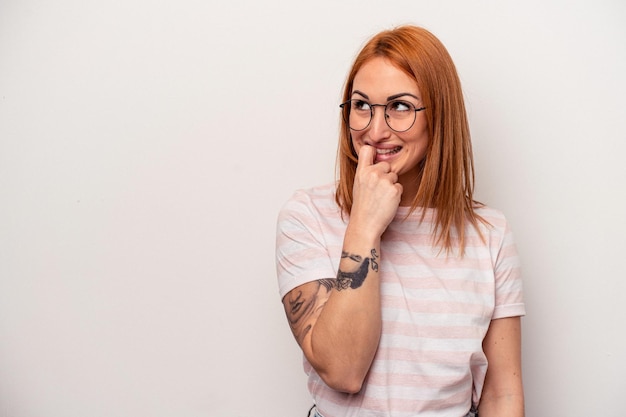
xmin=335 ymin=25 xmax=483 ymax=253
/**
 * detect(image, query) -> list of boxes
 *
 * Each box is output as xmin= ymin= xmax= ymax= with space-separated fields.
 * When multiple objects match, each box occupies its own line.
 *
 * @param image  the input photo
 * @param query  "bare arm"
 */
xmin=283 ymin=245 xmax=382 ymax=393
xmin=282 ymin=145 xmax=402 ymax=393
xmin=478 ymin=316 xmax=525 ymax=417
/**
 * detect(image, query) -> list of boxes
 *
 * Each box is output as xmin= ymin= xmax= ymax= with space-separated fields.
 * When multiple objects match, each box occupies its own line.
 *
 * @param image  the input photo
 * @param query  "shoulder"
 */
xmin=278 ymin=182 xmax=340 ymax=221
xmin=468 ymin=204 xmax=520 ymax=258
xmin=285 ymin=182 xmax=338 ymax=205
xmin=472 ymin=204 xmax=521 ymax=269
xmin=474 ymin=203 xmax=507 ymax=223
xmin=473 ymin=204 xmax=513 ymax=234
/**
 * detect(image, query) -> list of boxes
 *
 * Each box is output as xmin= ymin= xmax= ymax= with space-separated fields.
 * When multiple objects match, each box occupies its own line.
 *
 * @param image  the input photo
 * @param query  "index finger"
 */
xmin=357 ymin=145 xmax=375 ymax=170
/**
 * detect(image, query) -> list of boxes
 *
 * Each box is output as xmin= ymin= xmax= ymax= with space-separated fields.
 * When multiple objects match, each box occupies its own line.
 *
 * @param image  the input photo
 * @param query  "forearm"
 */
xmin=284 ymin=146 xmax=401 ymax=393
xmin=478 ymin=393 xmax=524 ymax=417
xmin=308 ymin=226 xmax=382 ymax=393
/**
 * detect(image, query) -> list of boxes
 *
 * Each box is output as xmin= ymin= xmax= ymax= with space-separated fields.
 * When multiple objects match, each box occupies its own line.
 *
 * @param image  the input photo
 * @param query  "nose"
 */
xmin=367 ymin=105 xmax=391 ymax=141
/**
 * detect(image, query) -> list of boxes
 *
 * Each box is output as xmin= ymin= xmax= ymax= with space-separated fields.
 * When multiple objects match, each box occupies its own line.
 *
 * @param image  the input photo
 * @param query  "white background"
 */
xmin=1 ymin=0 xmax=625 ymax=416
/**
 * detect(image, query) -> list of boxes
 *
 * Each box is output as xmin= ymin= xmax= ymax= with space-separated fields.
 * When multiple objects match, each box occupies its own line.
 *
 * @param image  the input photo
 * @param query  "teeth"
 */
xmin=376 ymin=147 xmax=401 ymax=155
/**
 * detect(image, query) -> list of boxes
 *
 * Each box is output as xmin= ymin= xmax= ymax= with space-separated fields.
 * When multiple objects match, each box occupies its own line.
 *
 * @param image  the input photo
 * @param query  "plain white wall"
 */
xmin=1 ymin=0 xmax=624 ymax=416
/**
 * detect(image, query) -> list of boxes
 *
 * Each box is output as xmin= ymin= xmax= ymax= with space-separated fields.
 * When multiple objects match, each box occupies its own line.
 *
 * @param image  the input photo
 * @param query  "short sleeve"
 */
xmin=275 ymin=190 xmax=337 ymax=299
xmin=492 ymin=219 xmax=526 ymax=319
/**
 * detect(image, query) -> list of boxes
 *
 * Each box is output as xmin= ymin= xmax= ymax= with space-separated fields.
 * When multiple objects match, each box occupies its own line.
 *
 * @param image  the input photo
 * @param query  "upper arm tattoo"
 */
xmin=284 ymin=279 xmax=334 ymax=345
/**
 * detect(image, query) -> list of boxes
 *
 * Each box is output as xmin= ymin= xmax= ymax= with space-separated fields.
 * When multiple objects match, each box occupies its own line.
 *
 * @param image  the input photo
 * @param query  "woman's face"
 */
xmin=350 ymin=57 xmax=429 ymax=188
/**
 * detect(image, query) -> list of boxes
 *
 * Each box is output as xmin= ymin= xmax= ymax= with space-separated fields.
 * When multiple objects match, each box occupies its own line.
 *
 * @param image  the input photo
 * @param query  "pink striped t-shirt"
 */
xmin=276 ymin=183 xmax=525 ymax=417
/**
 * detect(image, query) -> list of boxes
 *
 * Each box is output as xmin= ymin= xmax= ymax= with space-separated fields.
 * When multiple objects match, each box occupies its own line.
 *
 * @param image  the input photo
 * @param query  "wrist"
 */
xmin=345 ymin=219 xmax=384 ymax=244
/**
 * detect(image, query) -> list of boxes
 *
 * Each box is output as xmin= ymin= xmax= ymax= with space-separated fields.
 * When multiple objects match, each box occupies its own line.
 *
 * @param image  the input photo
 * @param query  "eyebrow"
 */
xmin=352 ymin=90 xmax=420 ymax=102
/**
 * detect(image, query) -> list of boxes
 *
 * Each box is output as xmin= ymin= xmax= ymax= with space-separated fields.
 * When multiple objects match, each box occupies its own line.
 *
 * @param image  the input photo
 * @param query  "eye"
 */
xmin=387 ymin=100 xmax=414 ymax=113
xmin=352 ymin=99 xmax=371 ymax=112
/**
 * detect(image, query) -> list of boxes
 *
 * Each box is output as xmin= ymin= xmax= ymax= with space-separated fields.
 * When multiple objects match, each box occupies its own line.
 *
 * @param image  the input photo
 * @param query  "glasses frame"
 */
xmin=339 ymin=99 xmax=427 ymax=133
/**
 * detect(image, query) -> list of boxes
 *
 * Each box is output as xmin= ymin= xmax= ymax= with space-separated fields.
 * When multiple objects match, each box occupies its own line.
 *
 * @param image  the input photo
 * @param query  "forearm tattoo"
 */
xmin=283 ymin=251 xmax=379 ymax=345
xmin=336 ymin=249 xmax=379 ymax=290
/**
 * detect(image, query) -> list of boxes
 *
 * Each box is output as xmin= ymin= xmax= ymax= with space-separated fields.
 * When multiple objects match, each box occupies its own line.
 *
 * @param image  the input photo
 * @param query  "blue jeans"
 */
xmin=308 ymin=405 xmax=478 ymax=417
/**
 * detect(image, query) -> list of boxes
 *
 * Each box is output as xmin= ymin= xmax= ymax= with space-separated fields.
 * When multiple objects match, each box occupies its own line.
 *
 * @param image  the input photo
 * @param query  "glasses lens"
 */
xmin=346 ymin=99 xmax=371 ymax=131
xmin=385 ymin=100 xmax=416 ymax=132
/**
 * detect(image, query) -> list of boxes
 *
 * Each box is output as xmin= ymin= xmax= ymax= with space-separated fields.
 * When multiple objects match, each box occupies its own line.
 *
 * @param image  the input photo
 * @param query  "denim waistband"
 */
xmin=308 ymin=405 xmax=478 ymax=417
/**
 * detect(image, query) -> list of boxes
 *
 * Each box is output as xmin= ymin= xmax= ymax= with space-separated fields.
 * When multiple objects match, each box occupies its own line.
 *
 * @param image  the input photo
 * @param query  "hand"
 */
xmin=349 ymin=145 xmax=403 ymax=238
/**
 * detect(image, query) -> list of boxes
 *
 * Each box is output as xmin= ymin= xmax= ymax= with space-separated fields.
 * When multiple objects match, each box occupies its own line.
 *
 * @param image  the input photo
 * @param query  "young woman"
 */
xmin=276 ymin=25 xmax=525 ymax=417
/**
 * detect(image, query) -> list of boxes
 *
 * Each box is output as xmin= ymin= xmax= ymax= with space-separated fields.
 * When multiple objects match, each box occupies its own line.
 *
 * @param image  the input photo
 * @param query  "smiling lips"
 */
xmin=374 ymin=146 xmax=402 ymax=162
xmin=376 ymin=146 xmax=402 ymax=155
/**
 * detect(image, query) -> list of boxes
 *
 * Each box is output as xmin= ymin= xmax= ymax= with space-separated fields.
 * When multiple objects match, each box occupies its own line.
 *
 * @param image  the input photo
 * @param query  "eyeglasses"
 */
xmin=340 ymin=99 xmax=426 ymax=132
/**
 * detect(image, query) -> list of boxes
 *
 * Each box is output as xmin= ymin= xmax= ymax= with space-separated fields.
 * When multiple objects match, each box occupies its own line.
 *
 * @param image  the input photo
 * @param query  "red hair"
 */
xmin=335 ymin=25 xmax=484 ymax=253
